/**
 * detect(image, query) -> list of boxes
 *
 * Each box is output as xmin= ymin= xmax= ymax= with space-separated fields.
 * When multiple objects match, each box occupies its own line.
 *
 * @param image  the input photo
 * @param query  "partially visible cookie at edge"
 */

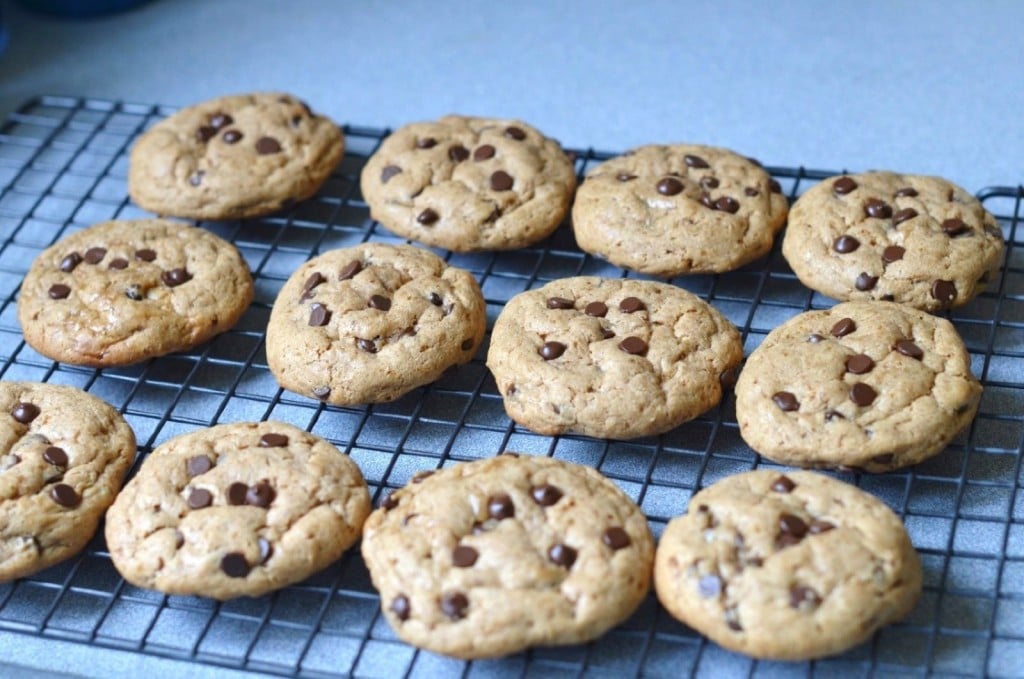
xmin=0 ymin=381 xmax=136 ymax=581
xmin=735 ymin=301 xmax=981 ymax=472
xmin=129 ymin=92 xmax=344 ymax=219
xmin=360 ymin=454 xmax=654 ymax=659
xmin=104 ymin=421 xmax=370 ymax=600
xmin=18 ymin=219 xmax=254 ymax=366
xmin=571 ymin=144 xmax=789 ymax=276
xmin=360 ymin=115 xmax=577 ymax=252
xmin=266 ymin=243 xmax=486 ymax=405
xmin=654 ymin=469 xmax=922 ymax=661
xmin=781 ymin=171 xmax=1004 ymax=311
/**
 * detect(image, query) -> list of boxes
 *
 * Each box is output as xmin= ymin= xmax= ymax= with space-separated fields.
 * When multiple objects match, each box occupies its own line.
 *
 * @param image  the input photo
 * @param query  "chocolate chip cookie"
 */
xmin=654 ymin=469 xmax=922 ymax=661
xmin=486 ymin=276 xmax=743 ymax=439
xmin=266 ymin=243 xmax=486 ymax=405
xmin=360 ymin=115 xmax=576 ymax=251
xmin=782 ymin=171 xmax=1004 ymax=311
xmin=129 ymin=92 xmax=344 ymax=219
xmin=105 ymin=421 xmax=370 ymax=600
xmin=735 ymin=301 xmax=981 ymax=472
xmin=360 ymin=454 xmax=654 ymax=659
xmin=0 ymin=381 xmax=136 ymax=581
xmin=18 ymin=219 xmax=253 ymax=367
xmin=571 ymin=144 xmax=789 ymax=276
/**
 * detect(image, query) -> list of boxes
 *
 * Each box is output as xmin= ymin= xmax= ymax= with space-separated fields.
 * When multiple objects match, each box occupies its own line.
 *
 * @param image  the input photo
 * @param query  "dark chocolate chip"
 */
xmin=448 ymin=145 xmax=469 ymax=162
xmin=417 ymin=208 xmax=439 ymax=225
xmin=539 ymin=341 xmax=566 ymax=360
xmin=48 ymin=284 xmax=71 ymax=300
xmin=189 ymin=171 xmax=204 ymax=187
xmin=881 ymin=294 xmax=895 ymax=301
xmin=618 ymin=336 xmax=648 ymax=356
xmin=339 ymin=260 xmax=362 ymax=280
xmin=50 ymin=483 xmax=80 ymax=507
xmin=312 ymin=386 xmax=331 ymax=399
xmin=429 ymin=292 xmax=443 ymax=306
xmin=831 ymin=318 xmax=856 ymax=337
xmin=855 ymin=272 xmax=879 ymax=291
xmin=135 ymin=249 xmax=157 ymax=262
xmin=833 ymin=176 xmax=858 ymax=195
xmin=391 ymin=595 xmax=411 ymax=621
xmin=864 ymin=198 xmax=892 ymax=219
xmin=357 ymin=338 xmax=378 ymax=353
xmin=698 ymin=574 xmax=722 ymax=598
xmin=619 ymin=297 xmax=645 ymax=313
xmin=258 ymin=537 xmax=273 ymax=564
xmin=771 ymin=475 xmax=796 ymax=493
xmin=942 ymin=218 xmax=969 ymax=237
xmin=548 ymin=543 xmax=577 ymax=568
xmin=381 ymin=492 xmax=398 ymax=510
xmin=790 ymin=586 xmax=821 ymax=609
xmin=84 ymin=247 xmax=106 ymax=264
xmin=300 ymin=272 xmax=326 ymax=301
xmin=809 ymin=520 xmax=835 ymax=534
xmin=779 ymin=513 xmax=809 ymax=538
xmin=187 ymin=488 xmax=212 ymax=509
xmin=684 ymin=154 xmax=709 ymax=169
xmin=246 ymin=482 xmax=275 ymax=508
xmin=381 ymin=165 xmax=402 ymax=183
xmin=460 ymin=338 xmax=473 ymax=351
xmin=109 ymin=258 xmax=128 ymax=270
xmin=162 ymin=268 xmax=192 ymax=287
xmin=602 ymin=527 xmax=631 ymax=550
xmin=221 ymin=552 xmax=250 ymax=578
xmin=60 ymin=252 xmax=82 ymax=272
xmin=745 ymin=186 xmax=760 ymax=197
xmin=473 ymin=145 xmax=495 ymax=161
xmin=255 ymin=136 xmax=282 ymax=155
xmin=222 ymin=129 xmax=242 ymax=144
xmin=719 ymin=366 xmax=740 ymax=390
xmin=700 ymin=192 xmax=715 ymax=209
xmin=656 ymin=177 xmax=684 ymax=196
xmin=882 ymin=245 xmax=906 ymax=263
xmin=714 ymin=196 xmax=740 ymax=213
xmin=415 ymin=137 xmax=437 ymax=149
xmin=770 ymin=179 xmax=783 ymax=194
xmin=227 ymin=482 xmax=248 ymax=505
xmin=808 ymin=333 xmax=824 ymax=343
xmin=546 ymin=297 xmax=574 ymax=310
xmin=531 ymin=484 xmax=563 ymax=506
xmin=11 ymin=403 xmax=40 ymax=424
xmin=601 ymin=328 xmax=616 ymax=339
xmin=825 ymin=409 xmax=845 ymax=421
xmin=369 ymin=294 xmax=392 ymax=311
xmin=772 ymin=392 xmax=799 ymax=412
xmin=845 ymin=353 xmax=875 ymax=374
xmin=725 ymin=608 xmax=743 ymax=631
xmin=440 ymin=592 xmax=469 ymax=620
xmin=258 ymin=433 xmax=289 ymax=450
xmin=43 ymin=446 xmax=68 ymax=466
xmin=895 ymin=340 xmax=923 ymax=359
xmin=700 ymin=176 xmax=720 ymax=190
xmin=187 ymin=454 xmax=213 ymax=476
xmin=488 ymin=493 xmax=515 ymax=520
xmin=209 ymin=113 xmax=233 ymax=129
xmin=585 ymin=301 xmax=608 ymax=317
xmin=850 ymin=382 xmax=877 ymax=406
xmin=833 ymin=235 xmax=860 ymax=253
xmin=196 ymin=126 xmax=216 ymax=142
xmin=616 ymin=172 xmax=637 ymax=182
xmin=490 ymin=170 xmax=514 ymax=191
xmin=895 ymin=187 xmax=918 ymax=197
xmin=892 ymin=208 xmax=918 ymax=226
xmin=308 ymin=303 xmax=331 ymax=327
xmin=452 ymin=545 xmax=479 ymax=568
xmin=931 ymin=279 xmax=957 ymax=303
xmin=505 ymin=126 xmax=526 ymax=140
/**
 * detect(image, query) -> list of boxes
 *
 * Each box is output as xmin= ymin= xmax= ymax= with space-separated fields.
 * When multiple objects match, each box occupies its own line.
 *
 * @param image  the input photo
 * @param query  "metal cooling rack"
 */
xmin=0 ymin=95 xmax=1021 ymax=679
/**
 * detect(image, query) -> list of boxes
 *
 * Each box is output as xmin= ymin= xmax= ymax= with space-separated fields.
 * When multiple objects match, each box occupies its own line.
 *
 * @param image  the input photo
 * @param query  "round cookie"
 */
xmin=735 ymin=301 xmax=981 ymax=472
xmin=360 ymin=454 xmax=654 ymax=659
xmin=0 ymin=381 xmax=136 ymax=581
xmin=266 ymin=243 xmax=486 ymax=405
xmin=486 ymin=276 xmax=743 ymax=439
xmin=571 ymin=144 xmax=789 ymax=276
xmin=18 ymin=219 xmax=253 ymax=367
xmin=129 ymin=92 xmax=344 ymax=219
xmin=104 ymin=421 xmax=370 ymax=600
xmin=654 ymin=469 xmax=922 ymax=661
xmin=359 ymin=115 xmax=577 ymax=252
xmin=782 ymin=171 xmax=1004 ymax=311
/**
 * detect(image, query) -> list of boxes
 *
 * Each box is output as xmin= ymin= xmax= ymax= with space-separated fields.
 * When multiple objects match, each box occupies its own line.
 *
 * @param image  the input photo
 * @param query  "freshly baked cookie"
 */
xmin=361 ymin=453 xmax=654 ymax=659
xmin=654 ymin=469 xmax=922 ymax=661
xmin=129 ymin=92 xmax=344 ymax=219
xmin=266 ymin=243 xmax=486 ymax=405
xmin=359 ymin=115 xmax=576 ymax=251
xmin=735 ymin=301 xmax=981 ymax=472
xmin=782 ymin=171 xmax=1004 ymax=311
xmin=486 ymin=276 xmax=742 ymax=439
xmin=105 ymin=421 xmax=370 ymax=600
xmin=571 ymin=144 xmax=789 ymax=276
xmin=0 ymin=381 xmax=136 ymax=581
xmin=18 ymin=219 xmax=253 ymax=367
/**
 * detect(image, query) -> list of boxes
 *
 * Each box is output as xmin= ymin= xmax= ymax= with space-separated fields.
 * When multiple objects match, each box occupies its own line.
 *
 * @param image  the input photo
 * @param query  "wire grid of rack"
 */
xmin=0 ymin=95 xmax=1021 ymax=678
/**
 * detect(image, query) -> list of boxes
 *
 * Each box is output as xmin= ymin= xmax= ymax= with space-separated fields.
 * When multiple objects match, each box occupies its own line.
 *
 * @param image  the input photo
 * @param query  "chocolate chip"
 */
xmin=772 ymin=392 xmax=799 ymax=412
xmin=714 ymin=196 xmax=740 ymax=213
xmin=417 ymin=208 xmax=439 ymax=225
xmin=684 ymin=154 xmax=709 ymax=169
xmin=258 ymin=537 xmax=273 ymax=564
xmin=698 ymin=574 xmax=722 ymax=598
xmin=415 ymin=137 xmax=437 ymax=149
xmin=452 ymin=545 xmax=479 ymax=568
xmin=299 ymin=271 xmax=326 ymax=301
xmin=700 ymin=192 xmax=715 ymax=209
xmin=864 ymin=198 xmax=892 ymax=219
xmin=490 ymin=171 xmax=514 ymax=191
xmin=11 ymin=403 xmax=39 ymax=424
xmin=187 ymin=454 xmax=213 ymax=476
xmin=771 ymin=475 xmax=796 ymax=493
xmin=189 ymin=171 xmax=204 ymax=187
xmin=308 ymin=303 xmax=331 ymax=327
xmin=449 ymin=145 xmax=469 ymax=162
xmin=546 ymin=297 xmax=574 ymax=310
xmin=895 ymin=340 xmax=923 ymax=359
xmin=312 ymin=386 xmax=331 ymax=399
xmin=429 ymin=292 xmax=443 ymax=306
xmin=222 ymin=129 xmax=242 ymax=144
xmin=855 ymin=272 xmax=879 ymax=291
xmin=380 ymin=165 xmax=402 ymax=183
xmin=725 ymin=608 xmax=743 ymax=631
xmin=942 ymin=218 xmax=969 ymax=237
xmin=108 ymin=258 xmax=128 ymax=270
xmin=895 ymin=187 xmax=918 ymax=197
xmin=43 ymin=446 xmax=68 ymax=466
xmin=779 ymin=513 xmax=809 ymax=538
xmin=221 ymin=552 xmax=249 ymax=578
xmin=162 ymin=268 xmax=191 ymax=287
xmin=931 ymin=279 xmax=957 ymax=303
xmin=845 ymin=353 xmax=875 ymax=374
xmin=616 ymin=173 xmax=637 ymax=182
xmin=187 ymin=488 xmax=212 ymax=509
xmin=84 ymin=247 xmax=106 ymax=264
xmin=339 ymin=260 xmax=362 ymax=280
xmin=830 ymin=318 xmax=856 ymax=337
xmin=881 ymin=294 xmax=895 ymax=301
xmin=548 ymin=543 xmax=577 ymax=568
xmin=227 ymin=482 xmax=248 ymax=505
xmin=700 ymin=176 xmax=720 ymax=190
xmin=539 ymin=341 xmax=566 ymax=360
xmin=391 ymin=595 xmax=411 ymax=621
xmin=369 ymin=294 xmax=391 ymax=311
xmin=531 ymin=484 xmax=563 ymax=506
xmin=882 ymin=245 xmax=905 ymax=263
xmin=585 ymin=301 xmax=608 ymax=317
xmin=259 ymin=433 xmax=289 ymax=448
xmin=48 ymin=284 xmax=71 ymax=300
xmin=50 ymin=483 xmax=80 ymax=508
xmin=619 ymin=297 xmax=645 ymax=313
xmin=809 ymin=520 xmax=835 ymax=534
xmin=291 ymin=116 xmax=302 ymax=128
xmin=505 ymin=126 xmax=526 ymax=140
xmin=770 ymin=179 xmax=783 ymax=194
xmin=825 ymin=409 xmax=845 ymax=421
xmin=656 ymin=177 xmax=684 ymax=196
xmin=850 ymin=382 xmax=877 ymax=406
xmin=833 ymin=235 xmax=860 ymax=253
xmin=602 ymin=527 xmax=630 ymax=550
xmin=473 ymin=145 xmax=495 ymax=161
xmin=488 ymin=493 xmax=515 ymax=520
xmin=892 ymin=208 xmax=918 ymax=226
xmin=255 ymin=136 xmax=282 ymax=155
xmin=246 ymin=482 xmax=275 ymax=508
xmin=209 ymin=113 xmax=233 ymax=129
xmin=196 ymin=126 xmax=216 ymax=142
xmin=618 ymin=336 xmax=648 ymax=356
xmin=460 ymin=338 xmax=473 ymax=350
xmin=135 ymin=249 xmax=157 ymax=262
xmin=440 ymin=592 xmax=469 ymax=619
xmin=790 ymin=586 xmax=821 ymax=610
xmin=719 ymin=367 xmax=740 ymax=390
xmin=808 ymin=333 xmax=824 ymax=343
xmin=60 ymin=252 xmax=82 ymax=272
xmin=381 ymin=492 xmax=398 ymax=510
xmin=833 ymin=176 xmax=857 ymax=195
xmin=357 ymin=338 xmax=377 ymax=353
xmin=601 ymin=327 xmax=616 ymax=340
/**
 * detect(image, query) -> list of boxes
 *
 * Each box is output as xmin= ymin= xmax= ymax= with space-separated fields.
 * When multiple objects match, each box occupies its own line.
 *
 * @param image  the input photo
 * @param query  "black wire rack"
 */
xmin=0 ymin=95 xmax=1022 ymax=678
